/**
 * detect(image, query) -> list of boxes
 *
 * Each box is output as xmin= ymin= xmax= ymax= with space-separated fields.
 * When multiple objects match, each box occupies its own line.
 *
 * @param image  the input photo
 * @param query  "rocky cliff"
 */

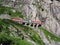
xmin=20 ymin=0 xmax=60 ymax=36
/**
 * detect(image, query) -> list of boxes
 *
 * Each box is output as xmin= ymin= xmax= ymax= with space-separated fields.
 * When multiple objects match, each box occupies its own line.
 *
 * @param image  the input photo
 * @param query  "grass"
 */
xmin=39 ymin=27 xmax=60 ymax=42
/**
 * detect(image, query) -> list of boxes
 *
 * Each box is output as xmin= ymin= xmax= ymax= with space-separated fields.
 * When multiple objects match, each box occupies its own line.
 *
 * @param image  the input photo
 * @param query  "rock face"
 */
xmin=0 ymin=0 xmax=60 ymax=45
xmin=15 ymin=0 xmax=60 ymax=36
xmin=20 ymin=0 xmax=60 ymax=45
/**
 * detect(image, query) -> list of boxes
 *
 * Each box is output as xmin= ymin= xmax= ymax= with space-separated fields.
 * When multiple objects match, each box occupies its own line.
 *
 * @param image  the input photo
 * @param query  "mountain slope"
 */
xmin=0 ymin=0 xmax=60 ymax=45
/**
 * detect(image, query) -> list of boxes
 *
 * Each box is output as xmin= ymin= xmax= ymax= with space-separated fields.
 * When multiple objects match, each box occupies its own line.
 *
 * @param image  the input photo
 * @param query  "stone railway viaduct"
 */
xmin=11 ymin=18 xmax=45 ymax=28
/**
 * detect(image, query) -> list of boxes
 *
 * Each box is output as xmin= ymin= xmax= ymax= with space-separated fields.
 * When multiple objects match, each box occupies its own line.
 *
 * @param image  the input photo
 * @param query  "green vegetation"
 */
xmin=1 ymin=19 xmax=45 ymax=45
xmin=0 ymin=5 xmax=33 ymax=45
xmin=0 ymin=19 xmax=33 ymax=45
xmin=9 ymin=10 xmax=23 ymax=18
xmin=18 ymin=26 xmax=45 ymax=45
xmin=0 ymin=33 xmax=33 ymax=45
xmin=0 ymin=5 xmax=12 ymax=14
xmin=39 ymin=27 xmax=60 ymax=42
xmin=0 ymin=5 xmax=24 ymax=18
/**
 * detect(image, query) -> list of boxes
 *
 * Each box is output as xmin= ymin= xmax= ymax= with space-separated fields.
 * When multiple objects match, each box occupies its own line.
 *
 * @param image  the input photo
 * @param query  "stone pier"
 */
xmin=25 ymin=23 xmax=28 ymax=26
xmin=29 ymin=23 xmax=32 ymax=27
xmin=33 ymin=23 xmax=36 ymax=28
xmin=36 ymin=24 xmax=39 ymax=28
